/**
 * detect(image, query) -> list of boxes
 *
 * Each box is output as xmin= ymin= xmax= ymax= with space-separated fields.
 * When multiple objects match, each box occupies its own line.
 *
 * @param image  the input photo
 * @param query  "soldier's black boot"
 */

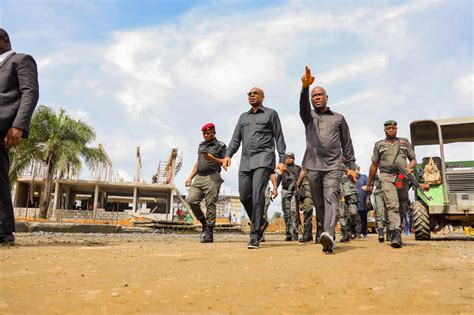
xmin=292 ymin=232 xmax=299 ymax=241
xmin=201 ymin=224 xmax=214 ymax=243
xmin=284 ymin=224 xmax=292 ymax=241
xmin=340 ymin=227 xmax=352 ymax=243
xmin=391 ymin=229 xmax=402 ymax=248
xmin=377 ymin=228 xmax=385 ymax=243
xmin=197 ymin=216 xmax=208 ymax=243
xmin=299 ymin=223 xmax=313 ymax=243
xmin=386 ymin=230 xmax=392 ymax=242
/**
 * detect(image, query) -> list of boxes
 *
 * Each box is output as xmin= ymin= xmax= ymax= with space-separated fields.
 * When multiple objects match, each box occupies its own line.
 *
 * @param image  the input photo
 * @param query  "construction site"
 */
xmin=11 ymin=145 xmax=243 ymax=232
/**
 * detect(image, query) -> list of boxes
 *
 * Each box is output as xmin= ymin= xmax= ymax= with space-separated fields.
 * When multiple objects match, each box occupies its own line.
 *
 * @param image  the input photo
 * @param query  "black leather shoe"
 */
xmin=0 ymin=233 xmax=15 ymax=245
xmin=247 ymin=237 xmax=260 ymax=249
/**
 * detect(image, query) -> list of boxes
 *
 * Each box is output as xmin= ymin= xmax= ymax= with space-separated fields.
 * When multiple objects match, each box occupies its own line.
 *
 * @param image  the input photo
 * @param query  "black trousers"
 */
xmin=238 ymin=167 xmax=272 ymax=237
xmin=358 ymin=211 xmax=368 ymax=236
xmin=0 ymin=144 xmax=14 ymax=234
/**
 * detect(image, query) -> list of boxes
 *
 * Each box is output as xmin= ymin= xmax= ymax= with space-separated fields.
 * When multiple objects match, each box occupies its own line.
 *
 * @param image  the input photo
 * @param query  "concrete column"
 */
xmin=64 ymin=187 xmax=71 ymax=210
xmin=167 ymin=189 xmax=174 ymax=221
xmin=52 ymin=181 xmax=60 ymax=220
xmin=93 ymin=185 xmax=99 ymax=219
xmin=133 ymin=186 xmax=138 ymax=212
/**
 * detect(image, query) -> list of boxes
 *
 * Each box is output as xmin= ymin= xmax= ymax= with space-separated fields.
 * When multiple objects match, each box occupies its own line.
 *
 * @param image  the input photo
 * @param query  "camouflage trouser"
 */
xmin=263 ymin=187 xmax=271 ymax=221
xmin=300 ymin=195 xmax=314 ymax=225
xmin=380 ymin=173 xmax=409 ymax=231
xmin=338 ymin=194 xmax=359 ymax=231
xmin=187 ymin=173 xmax=223 ymax=225
xmin=373 ymin=192 xmax=387 ymax=230
xmin=281 ymin=189 xmax=299 ymax=235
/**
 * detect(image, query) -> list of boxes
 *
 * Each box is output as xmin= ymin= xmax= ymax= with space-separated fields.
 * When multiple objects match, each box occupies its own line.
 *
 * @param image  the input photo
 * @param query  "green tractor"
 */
xmin=410 ymin=117 xmax=474 ymax=240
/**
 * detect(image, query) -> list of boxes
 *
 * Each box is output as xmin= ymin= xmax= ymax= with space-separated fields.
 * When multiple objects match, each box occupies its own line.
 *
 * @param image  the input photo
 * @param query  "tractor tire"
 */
xmin=412 ymin=201 xmax=431 ymax=240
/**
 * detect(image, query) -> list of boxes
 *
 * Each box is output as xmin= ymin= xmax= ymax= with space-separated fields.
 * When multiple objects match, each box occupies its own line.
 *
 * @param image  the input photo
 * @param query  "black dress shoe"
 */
xmin=0 ymin=233 xmax=15 ymax=245
xmin=247 ymin=238 xmax=260 ymax=249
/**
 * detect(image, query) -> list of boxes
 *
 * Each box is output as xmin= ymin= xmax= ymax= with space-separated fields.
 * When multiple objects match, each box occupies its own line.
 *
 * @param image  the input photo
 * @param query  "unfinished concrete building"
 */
xmin=13 ymin=145 xmax=185 ymax=223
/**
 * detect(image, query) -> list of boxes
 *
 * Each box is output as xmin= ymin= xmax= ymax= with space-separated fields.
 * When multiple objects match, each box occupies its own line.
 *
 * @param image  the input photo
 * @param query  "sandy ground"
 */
xmin=1 ymin=232 xmax=473 ymax=315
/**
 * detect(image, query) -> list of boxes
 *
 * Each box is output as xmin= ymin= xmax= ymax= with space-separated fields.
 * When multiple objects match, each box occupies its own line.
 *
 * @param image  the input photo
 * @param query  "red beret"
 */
xmin=201 ymin=123 xmax=215 ymax=131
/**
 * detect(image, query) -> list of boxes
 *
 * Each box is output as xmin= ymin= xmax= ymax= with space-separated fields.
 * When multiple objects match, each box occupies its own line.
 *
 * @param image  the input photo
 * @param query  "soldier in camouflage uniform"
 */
xmin=339 ymin=171 xmax=359 ymax=242
xmin=278 ymin=153 xmax=302 ymax=241
xmin=367 ymin=120 xmax=416 ymax=248
xmin=185 ymin=123 xmax=227 ymax=243
xmin=296 ymin=168 xmax=322 ymax=242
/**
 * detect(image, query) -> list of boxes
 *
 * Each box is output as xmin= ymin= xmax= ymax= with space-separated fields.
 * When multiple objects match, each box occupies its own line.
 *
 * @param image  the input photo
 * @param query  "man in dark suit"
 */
xmin=0 ymin=29 xmax=39 ymax=244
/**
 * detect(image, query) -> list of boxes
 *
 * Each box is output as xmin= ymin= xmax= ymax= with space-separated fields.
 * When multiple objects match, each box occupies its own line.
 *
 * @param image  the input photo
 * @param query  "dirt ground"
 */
xmin=1 ymin=231 xmax=473 ymax=314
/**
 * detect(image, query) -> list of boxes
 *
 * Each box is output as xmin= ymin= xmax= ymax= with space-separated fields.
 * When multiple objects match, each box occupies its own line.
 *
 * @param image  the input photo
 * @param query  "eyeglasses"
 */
xmin=247 ymin=91 xmax=261 ymax=96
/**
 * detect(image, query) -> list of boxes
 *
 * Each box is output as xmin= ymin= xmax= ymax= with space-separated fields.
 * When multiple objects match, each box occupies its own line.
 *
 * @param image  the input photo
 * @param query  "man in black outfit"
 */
xmin=299 ymin=66 xmax=357 ymax=253
xmin=0 ymin=29 xmax=39 ymax=245
xmin=223 ymin=87 xmax=287 ymax=249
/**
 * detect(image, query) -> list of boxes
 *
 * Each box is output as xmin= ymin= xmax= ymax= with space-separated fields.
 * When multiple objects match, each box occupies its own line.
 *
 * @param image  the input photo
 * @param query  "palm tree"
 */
xmin=9 ymin=105 xmax=105 ymax=218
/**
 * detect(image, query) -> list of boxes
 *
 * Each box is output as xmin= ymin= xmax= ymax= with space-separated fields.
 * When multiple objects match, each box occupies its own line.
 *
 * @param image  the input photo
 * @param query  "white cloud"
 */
xmin=454 ymin=73 xmax=474 ymax=103
xmin=323 ymin=55 xmax=388 ymax=85
xmin=69 ymin=109 xmax=90 ymax=122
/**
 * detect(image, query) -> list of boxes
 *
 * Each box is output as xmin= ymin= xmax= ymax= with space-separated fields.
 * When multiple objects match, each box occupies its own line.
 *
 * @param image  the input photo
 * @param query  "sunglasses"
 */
xmin=247 ymin=91 xmax=261 ymax=96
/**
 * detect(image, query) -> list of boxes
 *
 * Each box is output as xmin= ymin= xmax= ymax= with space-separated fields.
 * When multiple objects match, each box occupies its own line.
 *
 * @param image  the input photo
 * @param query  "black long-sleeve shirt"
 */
xmin=226 ymin=105 xmax=287 ymax=172
xmin=299 ymin=88 xmax=356 ymax=171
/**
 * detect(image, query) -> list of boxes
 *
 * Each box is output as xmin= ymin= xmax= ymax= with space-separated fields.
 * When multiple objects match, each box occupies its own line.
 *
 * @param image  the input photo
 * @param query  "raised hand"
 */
xmin=301 ymin=66 xmax=315 ymax=88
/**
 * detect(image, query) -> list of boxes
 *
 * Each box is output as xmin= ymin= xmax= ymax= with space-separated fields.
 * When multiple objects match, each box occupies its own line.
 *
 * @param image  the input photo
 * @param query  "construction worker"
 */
xmin=367 ymin=120 xmax=416 ymax=248
xmin=185 ymin=123 xmax=227 ymax=243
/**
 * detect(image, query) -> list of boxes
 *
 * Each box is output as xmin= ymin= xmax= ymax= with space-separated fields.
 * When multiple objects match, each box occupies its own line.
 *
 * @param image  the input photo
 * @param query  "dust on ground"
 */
xmin=1 ymin=232 xmax=473 ymax=314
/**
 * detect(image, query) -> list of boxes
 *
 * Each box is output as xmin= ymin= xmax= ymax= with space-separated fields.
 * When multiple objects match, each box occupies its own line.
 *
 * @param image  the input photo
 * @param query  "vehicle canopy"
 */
xmin=410 ymin=116 xmax=474 ymax=146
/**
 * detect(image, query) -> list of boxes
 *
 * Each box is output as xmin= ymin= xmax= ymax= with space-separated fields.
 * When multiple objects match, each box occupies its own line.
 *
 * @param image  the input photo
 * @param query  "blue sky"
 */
xmin=1 ymin=0 xmax=473 ymax=216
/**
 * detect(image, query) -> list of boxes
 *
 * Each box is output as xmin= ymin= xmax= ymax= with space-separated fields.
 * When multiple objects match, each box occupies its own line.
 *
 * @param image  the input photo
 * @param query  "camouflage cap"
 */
xmin=384 ymin=120 xmax=397 ymax=126
xmin=285 ymin=152 xmax=295 ymax=158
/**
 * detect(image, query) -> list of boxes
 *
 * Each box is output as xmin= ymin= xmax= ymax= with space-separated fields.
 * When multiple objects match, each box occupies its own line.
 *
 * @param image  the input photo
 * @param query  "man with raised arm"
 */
xmin=299 ymin=66 xmax=357 ymax=253
xmin=223 ymin=87 xmax=287 ymax=249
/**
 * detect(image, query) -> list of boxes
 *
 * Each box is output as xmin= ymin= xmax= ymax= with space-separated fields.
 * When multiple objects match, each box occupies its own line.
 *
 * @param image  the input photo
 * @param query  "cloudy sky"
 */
xmin=1 ymin=0 xmax=472 ymax=216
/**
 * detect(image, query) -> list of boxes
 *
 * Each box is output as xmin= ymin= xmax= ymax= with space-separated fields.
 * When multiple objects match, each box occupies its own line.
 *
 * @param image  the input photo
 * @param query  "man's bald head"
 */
xmin=247 ymin=87 xmax=265 ymax=109
xmin=310 ymin=86 xmax=329 ymax=112
xmin=0 ymin=28 xmax=11 ymax=54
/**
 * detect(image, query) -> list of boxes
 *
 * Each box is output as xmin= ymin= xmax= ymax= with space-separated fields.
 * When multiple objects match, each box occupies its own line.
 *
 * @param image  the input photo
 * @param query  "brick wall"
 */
xmin=14 ymin=207 xmax=132 ymax=222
